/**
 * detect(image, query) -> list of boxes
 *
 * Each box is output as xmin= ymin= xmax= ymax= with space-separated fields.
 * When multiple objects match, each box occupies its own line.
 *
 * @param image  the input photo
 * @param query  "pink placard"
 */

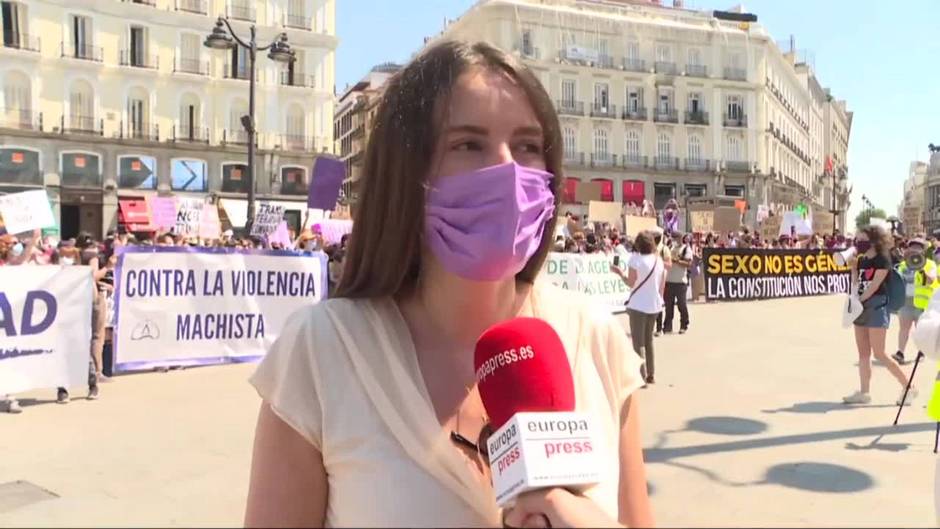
xmin=199 ymin=203 xmax=221 ymax=240
xmin=268 ymin=220 xmax=292 ymax=248
xmin=148 ymin=196 xmax=178 ymax=230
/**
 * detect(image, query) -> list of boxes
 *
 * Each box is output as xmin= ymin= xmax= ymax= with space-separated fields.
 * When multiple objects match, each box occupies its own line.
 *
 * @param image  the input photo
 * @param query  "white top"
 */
xmin=626 ymin=253 xmax=664 ymax=314
xmin=249 ymin=279 xmax=644 ymax=527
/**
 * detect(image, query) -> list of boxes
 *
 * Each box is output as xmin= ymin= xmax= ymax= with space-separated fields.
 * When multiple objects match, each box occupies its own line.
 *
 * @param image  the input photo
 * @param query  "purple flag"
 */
xmin=308 ymin=157 xmax=346 ymax=210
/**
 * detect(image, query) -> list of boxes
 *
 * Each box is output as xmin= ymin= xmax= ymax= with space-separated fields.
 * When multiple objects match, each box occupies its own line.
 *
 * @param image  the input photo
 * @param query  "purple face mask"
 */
xmin=425 ymin=162 xmax=555 ymax=281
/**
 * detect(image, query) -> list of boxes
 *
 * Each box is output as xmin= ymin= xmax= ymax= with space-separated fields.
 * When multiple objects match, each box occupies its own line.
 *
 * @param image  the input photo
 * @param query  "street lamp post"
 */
xmin=205 ymin=18 xmax=294 ymax=232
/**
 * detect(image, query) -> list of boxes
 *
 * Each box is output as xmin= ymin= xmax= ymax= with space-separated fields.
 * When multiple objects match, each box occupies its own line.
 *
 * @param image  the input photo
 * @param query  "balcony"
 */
xmin=725 ymin=161 xmax=752 ymax=173
xmin=284 ymin=13 xmax=312 ymax=30
xmin=686 ymin=64 xmax=708 ymax=78
xmin=61 ymin=115 xmax=103 ymax=136
xmin=623 ymin=58 xmax=647 ymax=72
xmin=120 ymin=50 xmax=159 ymax=70
xmin=684 ymin=158 xmax=711 ymax=172
xmin=175 ymin=0 xmax=208 ymax=14
xmin=723 ymin=113 xmax=748 ymax=128
xmin=685 ymin=110 xmax=709 ymax=125
xmin=622 ymin=154 xmax=646 ymax=168
xmin=564 ymin=152 xmax=586 ymax=166
xmin=653 ymin=108 xmax=679 ymax=124
xmin=556 ymin=100 xmax=584 ymax=117
xmin=654 ymin=61 xmax=677 ymax=75
xmin=518 ymin=45 xmax=541 ymax=60
xmin=174 ymin=56 xmax=209 ymax=76
xmin=653 ymin=156 xmax=680 ymax=171
xmin=222 ymin=129 xmax=249 ymax=145
xmin=724 ymin=67 xmax=747 ymax=81
xmin=622 ymin=107 xmax=647 ymax=121
xmin=2 ymin=33 xmax=41 ymax=53
xmin=223 ymin=64 xmax=252 ymax=81
xmin=124 ymin=0 xmax=156 ymax=5
xmin=596 ymin=55 xmax=616 ymax=69
xmin=121 ymin=121 xmax=159 ymax=142
xmin=590 ymin=153 xmax=614 ymax=168
xmin=281 ymin=134 xmax=315 ymax=152
xmin=590 ymin=103 xmax=617 ymax=119
xmin=0 ymin=109 xmax=42 ymax=131
xmin=279 ymin=71 xmax=314 ymax=88
xmin=60 ymin=42 xmax=103 ymax=63
xmin=170 ymin=124 xmax=209 ymax=143
xmin=227 ymin=2 xmax=256 ymax=22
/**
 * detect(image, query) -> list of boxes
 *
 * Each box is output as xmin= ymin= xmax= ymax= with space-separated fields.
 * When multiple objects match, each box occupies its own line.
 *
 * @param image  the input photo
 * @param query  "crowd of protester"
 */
xmin=0 ymin=225 xmax=348 ymax=414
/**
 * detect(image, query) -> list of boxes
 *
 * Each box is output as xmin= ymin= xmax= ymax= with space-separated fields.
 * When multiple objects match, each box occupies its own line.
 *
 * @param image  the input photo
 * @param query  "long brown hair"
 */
xmin=335 ymin=40 xmax=563 ymax=299
xmin=861 ymin=224 xmax=892 ymax=259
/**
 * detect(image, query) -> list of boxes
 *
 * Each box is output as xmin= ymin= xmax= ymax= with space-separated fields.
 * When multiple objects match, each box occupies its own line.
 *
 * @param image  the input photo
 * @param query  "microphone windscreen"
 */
xmin=473 ymin=317 xmax=575 ymax=429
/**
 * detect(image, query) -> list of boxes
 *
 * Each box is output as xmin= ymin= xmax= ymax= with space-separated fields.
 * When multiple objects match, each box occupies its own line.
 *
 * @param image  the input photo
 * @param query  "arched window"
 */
xmin=656 ymin=132 xmax=672 ymax=164
xmin=593 ymin=127 xmax=609 ymax=164
xmin=3 ymin=70 xmax=31 ymax=128
xmin=126 ymin=86 xmax=151 ymax=139
xmin=227 ymin=98 xmax=248 ymax=144
xmin=68 ymin=79 xmax=95 ymax=132
xmin=178 ymin=92 xmax=203 ymax=141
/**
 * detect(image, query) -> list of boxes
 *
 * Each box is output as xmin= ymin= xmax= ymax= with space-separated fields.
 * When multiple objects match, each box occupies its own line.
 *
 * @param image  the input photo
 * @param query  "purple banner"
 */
xmin=308 ymin=157 xmax=346 ymax=210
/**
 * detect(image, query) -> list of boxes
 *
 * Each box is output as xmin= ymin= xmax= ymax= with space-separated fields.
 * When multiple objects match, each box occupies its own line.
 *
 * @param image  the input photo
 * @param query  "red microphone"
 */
xmin=474 ymin=317 xmax=602 ymax=507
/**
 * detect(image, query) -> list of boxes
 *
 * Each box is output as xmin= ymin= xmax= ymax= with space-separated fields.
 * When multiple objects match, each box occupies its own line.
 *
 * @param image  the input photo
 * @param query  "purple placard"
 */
xmin=308 ymin=157 xmax=346 ymax=210
xmin=148 ymin=196 xmax=178 ymax=230
xmin=112 ymin=245 xmax=329 ymax=374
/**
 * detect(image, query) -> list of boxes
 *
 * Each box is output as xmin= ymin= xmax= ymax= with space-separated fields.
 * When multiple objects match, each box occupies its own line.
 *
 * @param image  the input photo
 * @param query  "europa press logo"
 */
xmin=131 ymin=319 xmax=160 ymax=341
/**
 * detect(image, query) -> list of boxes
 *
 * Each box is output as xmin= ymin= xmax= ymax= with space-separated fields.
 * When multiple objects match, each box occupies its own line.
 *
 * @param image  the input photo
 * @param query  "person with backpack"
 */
xmin=893 ymin=237 xmax=939 ymax=365
xmin=844 ymin=225 xmax=916 ymax=405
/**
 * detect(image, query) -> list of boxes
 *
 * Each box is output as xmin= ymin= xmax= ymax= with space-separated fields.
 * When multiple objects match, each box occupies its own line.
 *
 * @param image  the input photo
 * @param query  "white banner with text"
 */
xmin=543 ymin=252 xmax=630 ymax=313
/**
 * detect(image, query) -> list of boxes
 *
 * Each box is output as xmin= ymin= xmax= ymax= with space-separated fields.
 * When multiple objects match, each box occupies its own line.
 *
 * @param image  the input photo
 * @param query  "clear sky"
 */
xmin=336 ymin=0 xmax=940 ymax=226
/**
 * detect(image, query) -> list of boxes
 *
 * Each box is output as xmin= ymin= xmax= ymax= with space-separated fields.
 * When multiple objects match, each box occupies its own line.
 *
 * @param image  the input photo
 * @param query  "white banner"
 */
xmin=114 ymin=247 xmax=328 ymax=371
xmin=0 ymin=266 xmax=93 ymax=395
xmin=542 ymin=252 xmax=630 ymax=313
xmin=0 ymin=189 xmax=56 ymax=235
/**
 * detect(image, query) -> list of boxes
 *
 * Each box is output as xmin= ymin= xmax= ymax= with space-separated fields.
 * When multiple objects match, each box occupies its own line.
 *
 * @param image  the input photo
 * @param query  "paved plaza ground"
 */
xmin=1 ymin=294 xmax=936 ymax=527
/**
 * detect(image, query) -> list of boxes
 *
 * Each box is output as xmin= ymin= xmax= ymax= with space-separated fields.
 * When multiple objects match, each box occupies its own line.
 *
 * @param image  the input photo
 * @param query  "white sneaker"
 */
xmin=3 ymin=398 xmax=21 ymax=414
xmin=897 ymin=387 xmax=919 ymax=406
xmin=843 ymin=391 xmax=872 ymax=405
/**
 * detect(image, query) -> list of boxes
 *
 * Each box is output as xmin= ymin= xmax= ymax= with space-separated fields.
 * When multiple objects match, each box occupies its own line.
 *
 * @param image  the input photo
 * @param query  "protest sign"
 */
xmin=761 ymin=215 xmax=782 ymax=241
xmin=575 ymin=182 xmax=602 ymax=203
xmin=0 ymin=190 xmax=56 ymax=235
xmin=199 ymin=203 xmax=221 ymax=240
xmin=813 ymin=211 xmax=835 ymax=234
xmin=113 ymin=247 xmax=328 ymax=371
xmin=148 ymin=196 xmax=178 ymax=231
xmin=703 ymin=248 xmax=851 ymax=301
xmin=624 ymin=215 xmax=658 ymax=238
xmin=0 ymin=266 xmax=93 ymax=394
xmin=780 ymin=211 xmax=813 ymax=237
xmin=588 ymin=201 xmax=622 ymax=226
xmin=174 ymin=197 xmax=204 ymax=236
xmin=250 ymin=202 xmax=285 ymax=237
xmin=690 ymin=210 xmax=714 ymax=233
xmin=542 ymin=252 xmax=630 ymax=313
xmin=268 ymin=221 xmax=292 ymax=247
xmin=308 ymin=157 xmax=345 ymax=210
xmin=713 ymin=207 xmax=741 ymax=236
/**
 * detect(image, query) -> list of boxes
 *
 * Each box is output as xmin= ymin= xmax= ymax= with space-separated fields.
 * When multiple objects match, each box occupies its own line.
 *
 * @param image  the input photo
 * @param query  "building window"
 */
xmin=726 ymin=135 xmax=742 ymax=161
xmin=285 ymin=104 xmax=306 ymax=150
xmin=170 ymin=158 xmax=207 ymax=191
xmin=622 ymin=179 xmax=645 ymax=206
xmin=563 ymin=177 xmax=580 ymax=204
xmin=60 ymin=152 xmax=101 ymax=187
xmin=653 ymin=182 xmax=676 ymax=210
xmin=228 ymin=99 xmax=248 ymax=143
xmin=688 ymin=92 xmax=702 ymax=114
xmin=688 ymin=135 xmax=703 ymax=163
xmin=1 ymin=2 xmax=28 ymax=49
xmin=726 ymin=94 xmax=743 ymax=120
xmin=655 ymin=44 xmax=672 ymax=63
xmin=685 ymin=183 xmax=707 ymax=197
xmin=126 ymin=86 xmax=150 ymax=139
xmin=68 ymin=79 xmax=95 ymax=131
xmin=118 ymin=155 xmax=156 ymax=189
xmin=626 ymin=41 xmax=639 ymax=61
xmin=656 ymin=132 xmax=672 ymax=163
xmin=561 ymin=79 xmax=576 ymax=106
xmin=593 ymin=128 xmax=609 ymax=161
xmin=178 ymin=92 xmax=202 ymax=140
xmin=625 ymin=129 xmax=641 ymax=160
xmin=562 ymin=126 xmax=577 ymax=159
xmin=126 ymin=25 xmax=148 ymax=67
xmin=592 ymin=178 xmax=613 ymax=202
xmin=69 ymin=14 xmax=93 ymax=58
xmin=725 ymin=185 xmax=745 ymax=197
xmin=657 ymin=88 xmax=673 ymax=113
xmin=2 ymin=69 xmax=31 ymax=126
xmin=222 ymin=162 xmax=248 ymax=193
xmin=687 ymin=47 xmax=702 ymax=66
xmin=593 ymin=82 xmax=609 ymax=109
xmin=626 ymin=86 xmax=643 ymax=113
xmin=521 ymin=28 xmax=533 ymax=56
xmin=0 ymin=147 xmax=40 ymax=185
xmin=280 ymin=166 xmax=306 ymax=195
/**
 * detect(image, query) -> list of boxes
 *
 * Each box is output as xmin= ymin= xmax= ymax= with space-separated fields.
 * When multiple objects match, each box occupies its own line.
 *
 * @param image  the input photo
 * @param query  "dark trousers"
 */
xmin=663 ymin=282 xmax=690 ymax=332
xmin=628 ymin=309 xmax=657 ymax=379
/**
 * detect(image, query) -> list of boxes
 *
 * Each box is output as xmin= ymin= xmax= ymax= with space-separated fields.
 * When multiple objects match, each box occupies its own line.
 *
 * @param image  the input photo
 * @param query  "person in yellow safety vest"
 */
xmin=910 ymin=288 xmax=940 ymax=526
xmin=895 ymin=237 xmax=940 ymax=365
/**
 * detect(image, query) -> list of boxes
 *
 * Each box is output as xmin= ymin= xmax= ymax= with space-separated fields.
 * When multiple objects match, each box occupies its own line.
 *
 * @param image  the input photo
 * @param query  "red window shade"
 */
xmin=622 ymin=179 xmax=645 ymax=205
xmin=592 ymin=178 xmax=614 ymax=202
xmin=563 ymin=177 xmax=580 ymax=204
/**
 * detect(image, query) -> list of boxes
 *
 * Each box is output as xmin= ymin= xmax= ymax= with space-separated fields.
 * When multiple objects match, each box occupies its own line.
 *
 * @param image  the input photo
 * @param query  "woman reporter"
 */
xmin=245 ymin=41 xmax=653 ymax=528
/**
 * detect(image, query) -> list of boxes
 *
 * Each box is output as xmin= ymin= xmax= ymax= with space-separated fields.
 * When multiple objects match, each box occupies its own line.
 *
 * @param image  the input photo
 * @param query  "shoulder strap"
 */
xmin=627 ymin=257 xmax=659 ymax=303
